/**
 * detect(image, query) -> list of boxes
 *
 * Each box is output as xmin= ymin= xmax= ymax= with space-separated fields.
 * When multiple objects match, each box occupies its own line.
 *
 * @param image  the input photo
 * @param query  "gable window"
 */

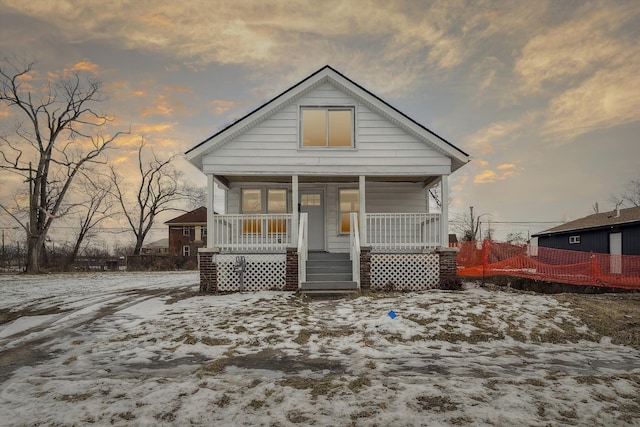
xmin=301 ymin=107 xmax=354 ymax=148
xmin=183 ymin=245 xmax=190 ymax=256
xmin=183 ymin=226 xmax=190 ymax=237
xmin=569 ymin=235 xmax=580 ymax=244
xmin=339 ymin=189 xmax=359 ymax=234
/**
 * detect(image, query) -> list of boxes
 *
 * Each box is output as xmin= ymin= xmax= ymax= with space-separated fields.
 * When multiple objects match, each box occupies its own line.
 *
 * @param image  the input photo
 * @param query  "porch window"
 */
xmin=241 ymin=189 xmax=262 ymax=233
xmin=339 ymin=188 xmax=359 ymax=233
xmin=301 ymin=107 xmax=354 ymax=148
xmin=241 ymin=188 xmax=288 ymax=233
xmin=267 ymin=189 xmax=287 ymax=233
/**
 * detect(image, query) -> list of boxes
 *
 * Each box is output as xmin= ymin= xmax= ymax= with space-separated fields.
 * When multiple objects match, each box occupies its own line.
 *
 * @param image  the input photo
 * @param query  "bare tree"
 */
xmin=0 ymin=59 xmax=125 ymax=272
xmin=63 ymin=171 xmax=113 ymax=270
xmin=451 ymin=206 xmax=494 ymax=242
xmin=619 ymin=178 xmax=640 ymax=208
xmin=452 ymin=206 xmax=481 ymax=242
xmin=184 ymin=184 xmax=207 ymax=211
xmin=111 ymin=139 xmax=187 ymax=255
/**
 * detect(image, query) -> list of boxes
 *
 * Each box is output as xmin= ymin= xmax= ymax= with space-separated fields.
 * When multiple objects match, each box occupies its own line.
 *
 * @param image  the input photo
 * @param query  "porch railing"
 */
xmin=297 ymin=213 xmax=308 ymax=289
xmin=350 ymin=212 xmax=361 ymax=287
xmin=366 ymin=213 xmax=441 ymax=251
xmin=210 ymin=214 xmax=292 ymax=252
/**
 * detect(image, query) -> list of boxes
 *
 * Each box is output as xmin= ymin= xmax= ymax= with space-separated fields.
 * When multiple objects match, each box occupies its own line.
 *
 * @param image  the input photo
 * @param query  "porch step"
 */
xmin=307 ymin=251 xmax=351 ymax=261
xmin=300 ymin=281 xmax=358 ymax=291
xmin=305 ymin=252 xmax=353 ymax=283
xmin=305 ymin=272 xmax=354 ymax=282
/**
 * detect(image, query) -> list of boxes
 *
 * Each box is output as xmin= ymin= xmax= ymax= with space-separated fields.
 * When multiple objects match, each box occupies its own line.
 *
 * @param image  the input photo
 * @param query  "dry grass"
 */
xmin=554 ymin=293 xmax=640 ymax=350
xmin=278 ymin=375 xmax=341 ymax=400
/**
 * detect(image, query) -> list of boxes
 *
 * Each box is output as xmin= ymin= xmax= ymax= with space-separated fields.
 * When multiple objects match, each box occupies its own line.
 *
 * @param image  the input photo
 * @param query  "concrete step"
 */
xmin=306 ymin=264 xmax=353 ymax=274
xmin=301 ymin=281 xmax=358 ymax=291
xmin=307 ymin=251 xmax=350 ymax=261
xmin=305 ymin=272 xmax=354 ymax=282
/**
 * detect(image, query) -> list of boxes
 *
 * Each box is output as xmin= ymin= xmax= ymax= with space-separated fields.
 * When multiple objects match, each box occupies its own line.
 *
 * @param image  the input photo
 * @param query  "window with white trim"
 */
xmin=183 ymin=245 xmax=190 ymax=256
xmin=182 ymin=226 xmax=190 ymax=236
xmin=241 ymin=188 xmax=288 ymax=233
xmin=301 ymin=107 xmax=354 ymax=148
xmin=569 ymin=235 xmax=580 ymax=244
xmin=339 ymin=188 xmax=359 ymax=234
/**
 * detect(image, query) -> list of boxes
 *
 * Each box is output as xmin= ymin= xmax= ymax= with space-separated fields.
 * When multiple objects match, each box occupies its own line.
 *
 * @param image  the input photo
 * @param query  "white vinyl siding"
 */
xmin=201 ymin=82 xmax=452 ymax=177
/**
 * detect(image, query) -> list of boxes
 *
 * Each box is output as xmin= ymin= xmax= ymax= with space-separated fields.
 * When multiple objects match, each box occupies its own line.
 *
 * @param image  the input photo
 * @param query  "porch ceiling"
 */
xmin=215 ymin=174 xmax=440 ymax=186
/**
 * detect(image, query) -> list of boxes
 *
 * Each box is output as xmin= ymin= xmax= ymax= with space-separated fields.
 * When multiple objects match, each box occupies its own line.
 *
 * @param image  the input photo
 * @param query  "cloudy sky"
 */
xmin=1 ymin=0 xmax=639 ymax=243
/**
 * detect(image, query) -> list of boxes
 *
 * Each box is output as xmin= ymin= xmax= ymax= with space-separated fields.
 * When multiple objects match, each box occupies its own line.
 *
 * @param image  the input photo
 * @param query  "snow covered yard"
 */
xmin=0 ymin=272 xmax=639 ymax=426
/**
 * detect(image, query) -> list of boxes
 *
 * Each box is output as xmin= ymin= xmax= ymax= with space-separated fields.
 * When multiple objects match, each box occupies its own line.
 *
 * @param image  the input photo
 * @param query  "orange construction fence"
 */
xmin=452 ymin=240 xmax=640 ymax=290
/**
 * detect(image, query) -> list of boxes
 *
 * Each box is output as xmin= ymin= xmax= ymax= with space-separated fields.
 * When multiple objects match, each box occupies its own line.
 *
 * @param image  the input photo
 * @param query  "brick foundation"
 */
xmin=360 ymin=246 xmax=371 ymax=290
xmin=437 ymin=247 xmax=458 ymax=284
xmin=284 ymin=247 xmax=298 ymax=291
xmin=198 ymin=249 xmax=218 ymax=293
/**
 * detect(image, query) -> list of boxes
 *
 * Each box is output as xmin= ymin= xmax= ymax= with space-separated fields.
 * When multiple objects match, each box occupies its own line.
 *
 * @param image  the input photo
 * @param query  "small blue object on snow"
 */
xmin=388 ymin=310 xmax=397 ymax=319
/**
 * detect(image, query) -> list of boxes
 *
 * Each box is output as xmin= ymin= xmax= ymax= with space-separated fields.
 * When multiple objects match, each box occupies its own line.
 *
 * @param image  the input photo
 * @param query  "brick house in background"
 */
xmin=165 ymin=206 xmax=210 ymax=257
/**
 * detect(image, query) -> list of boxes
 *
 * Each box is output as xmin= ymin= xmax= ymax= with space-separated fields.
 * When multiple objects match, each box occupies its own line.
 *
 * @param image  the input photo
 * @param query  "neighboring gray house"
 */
xmin=533 ymin=206 xmax=640 ymax=264
xmin=186 ymin=65 xmax=469 ymax=293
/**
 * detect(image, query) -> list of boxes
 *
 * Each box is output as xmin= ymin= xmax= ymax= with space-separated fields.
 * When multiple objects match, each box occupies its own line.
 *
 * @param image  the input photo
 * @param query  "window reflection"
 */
xmin=302 ymin=108 xmax=353 ymax=147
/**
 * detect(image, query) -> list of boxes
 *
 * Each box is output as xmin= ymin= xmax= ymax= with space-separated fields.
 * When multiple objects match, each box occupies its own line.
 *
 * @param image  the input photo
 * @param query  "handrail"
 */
xmin=350 ymin=212 xmax=361 ymax=288
xmin=365 ymin=213 xmax=441 ymax=251
xmin=297 ymin=213 xmax=308 ymax=289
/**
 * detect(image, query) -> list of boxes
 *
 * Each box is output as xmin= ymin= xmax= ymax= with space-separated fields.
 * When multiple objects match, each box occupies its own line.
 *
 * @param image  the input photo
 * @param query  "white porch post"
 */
xmin=291 ymin=175 xmax=299 ymax=244
xmin=207 ymin=174 xmax=215 ymax=248
xmin=440 ymin=174 xmax=449 ymax=247
xmin=359 ymin=175 xmax=367 ymax=245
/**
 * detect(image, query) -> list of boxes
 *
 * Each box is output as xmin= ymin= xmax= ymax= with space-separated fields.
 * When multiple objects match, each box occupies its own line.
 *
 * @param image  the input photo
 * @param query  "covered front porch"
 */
xmin=198 ymin=174 xmax=458 ymax=293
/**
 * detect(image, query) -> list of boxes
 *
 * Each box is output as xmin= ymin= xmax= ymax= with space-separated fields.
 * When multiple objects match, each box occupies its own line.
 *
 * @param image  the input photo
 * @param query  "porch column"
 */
xmin=291 ymin=175 xmax=299 ymax=244
xmin=359 ymin=175 xmax=367 ymax=245
xmin=207 ymin=174 xmax=215 ymax=248
xmin=440 ymin=174 xmax=449 ymax=247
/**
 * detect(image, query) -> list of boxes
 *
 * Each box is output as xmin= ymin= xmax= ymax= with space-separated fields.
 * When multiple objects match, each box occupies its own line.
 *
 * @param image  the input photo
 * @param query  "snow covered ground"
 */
xmin=0 ymin=272 xmax=639 ymax=426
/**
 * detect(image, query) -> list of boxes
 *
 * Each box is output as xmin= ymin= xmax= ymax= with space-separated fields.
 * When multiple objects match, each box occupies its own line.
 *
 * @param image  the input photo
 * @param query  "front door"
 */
xmin=300 ymin=191 xmax=324 ymax=251
xmin=610 ymin=232 xmax=622 ymax=274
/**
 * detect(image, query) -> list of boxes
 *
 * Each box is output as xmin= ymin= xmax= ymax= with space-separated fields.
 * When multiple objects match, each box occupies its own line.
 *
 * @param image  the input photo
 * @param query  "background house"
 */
xmin=164 ymin=206 xmax=208 ymax=257
xmin=141 ymin=238 xmax=169 ymax=255
xmin=532 ymin=206 xmax=640 ymax=256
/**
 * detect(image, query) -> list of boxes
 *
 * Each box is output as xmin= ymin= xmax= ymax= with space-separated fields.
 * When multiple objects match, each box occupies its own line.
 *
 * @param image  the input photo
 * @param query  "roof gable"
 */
xmin=186 ymin=65 xmax=469 ymax=172
xmin=533 ymin=206 xmax=640 ymax=236
xmin=165 ymin=206 xmax=208 ymax=225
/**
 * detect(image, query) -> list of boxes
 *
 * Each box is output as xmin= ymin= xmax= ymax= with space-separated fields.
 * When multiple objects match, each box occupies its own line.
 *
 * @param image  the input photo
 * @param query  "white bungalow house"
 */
xmin=186 ymin=66 xmax=469 ymax=293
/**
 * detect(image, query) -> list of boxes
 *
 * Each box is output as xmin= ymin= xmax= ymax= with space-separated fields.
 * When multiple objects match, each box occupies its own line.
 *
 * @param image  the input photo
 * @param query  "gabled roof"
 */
xmin=186 ymin=65 xmax=470 ymax=172
xmin=165 ymin=206 xmax=208 ymax=225
xmin=532 ymin=206 xmax=640 ymax=236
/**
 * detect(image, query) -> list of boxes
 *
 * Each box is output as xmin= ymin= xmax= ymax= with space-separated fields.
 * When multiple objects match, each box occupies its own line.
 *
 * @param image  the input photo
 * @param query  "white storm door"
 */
xmin=610 ymin=232 xmax=622 ymax=274
xmin=300 ymin=191 xmax=325 ymax=251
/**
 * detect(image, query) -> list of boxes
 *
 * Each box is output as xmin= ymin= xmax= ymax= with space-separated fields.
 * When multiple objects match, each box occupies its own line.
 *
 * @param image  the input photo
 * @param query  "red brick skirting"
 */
xmin=360 ymin=246 xmax=371 ymax=290
xmin=198 ymin=252 xmax=217 ymax=293
xmin=285 ymin=247 xmax=298 ymax=291
xmin=437 ymin=247 xmax=458 ymax=283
